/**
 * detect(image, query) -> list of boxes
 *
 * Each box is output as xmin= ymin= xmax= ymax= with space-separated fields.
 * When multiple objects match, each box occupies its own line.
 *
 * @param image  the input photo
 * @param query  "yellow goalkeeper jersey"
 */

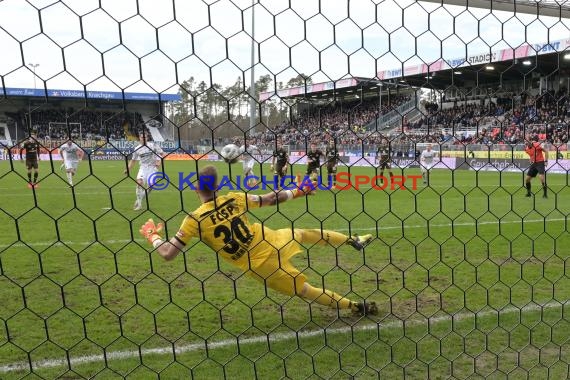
xmin=175 ymin=192 xmax=267 ymax=271
xmin=175 ymin=191 xmax=305 ymax=294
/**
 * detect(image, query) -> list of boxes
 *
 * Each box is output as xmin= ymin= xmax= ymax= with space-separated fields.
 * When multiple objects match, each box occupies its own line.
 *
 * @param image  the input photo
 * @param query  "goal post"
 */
xmin=48 ymin=122 xmax=82 ymax=140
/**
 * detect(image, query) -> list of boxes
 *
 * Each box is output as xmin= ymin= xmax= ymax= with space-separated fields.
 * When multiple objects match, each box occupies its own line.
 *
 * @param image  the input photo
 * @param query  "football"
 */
xmin=220 ymin=144 xmax=241 ymax=164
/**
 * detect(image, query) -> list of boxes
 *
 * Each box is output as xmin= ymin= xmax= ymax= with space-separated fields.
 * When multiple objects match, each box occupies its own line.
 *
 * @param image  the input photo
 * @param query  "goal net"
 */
xmin=48 ymin=122 xmax=82 ymax=140
xmin=1 ymin=0 xmax=570 ymax=378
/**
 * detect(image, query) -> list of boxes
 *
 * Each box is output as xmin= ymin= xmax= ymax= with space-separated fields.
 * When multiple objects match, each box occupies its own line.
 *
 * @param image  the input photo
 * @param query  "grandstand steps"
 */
xmin=146 ymin=125 xmax=164 ymax=142
xmin=0 ymin=122 xmax=9 ymax=143
xmin=385 ymin=108 xmax=424 ymax=135
xmin=366 ymin=96 xmax=419 ymax=132
xmin=4 ymin=112 xmax=26 ymax=143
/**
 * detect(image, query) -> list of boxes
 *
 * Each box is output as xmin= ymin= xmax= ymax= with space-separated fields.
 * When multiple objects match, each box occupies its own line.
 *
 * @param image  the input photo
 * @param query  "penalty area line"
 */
xmin=0 ymin=300 xmax=566 ymax=373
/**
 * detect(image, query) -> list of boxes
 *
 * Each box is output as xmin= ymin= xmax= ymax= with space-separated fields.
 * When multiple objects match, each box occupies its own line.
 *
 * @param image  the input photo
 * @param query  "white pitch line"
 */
xmin=2 ymin=190 xmax=134 ymax=197
xmin=0 ymin=217 xmax=566 ymax=250
xmin=0 ymin=300 xmax=566 ymax=373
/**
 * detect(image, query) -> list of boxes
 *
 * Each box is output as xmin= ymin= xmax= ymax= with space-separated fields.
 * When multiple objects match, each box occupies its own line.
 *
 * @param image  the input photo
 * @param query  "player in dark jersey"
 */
xmin=325 ymin=140 xmax=340 ymax=187
xmin=524 ymin=135 xmax=548 ymax=198
xmin=306 ymin=143 xmax=324 ymax=180
xmin=20 ymin=134 xmax=41 ymax=188
xmin=376 ymin=138 xmax=394 ymax=185
xmin=271 ymin=140 xmax=289 ymax=186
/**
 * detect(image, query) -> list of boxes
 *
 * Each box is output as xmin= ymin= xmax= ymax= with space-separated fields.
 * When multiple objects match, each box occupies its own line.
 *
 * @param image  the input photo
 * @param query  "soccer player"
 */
xmin=124 ymin=132 xmax=165 ymax=211
xmin=325 ymin=139 xmax=340 ymax=187
xmin=306 ymin=142 xmax=324 ymax=181
xmin=59 ymin=150 xmax=66 ymax=172
xmin=376 ymin=138 xmax=394 ymax=185
xmin=59 ymin=140 xmax=84 ymax=186
xmin=139 ymin=165 xmax=378 ymax=316
xmin=271 ymin=140 xmax=289 ymax=186
xmin=1 ymin=145 xmax=8 ymax=161
xmin=420 ymin=144 xmax=436 ymax=186
xmin=19 ymin=134 xmax=41 ymax=188
xmin=239 ymin=139 xmax=262 ymax=188
xmin=524 ymin=135 xmax=548 ymax=198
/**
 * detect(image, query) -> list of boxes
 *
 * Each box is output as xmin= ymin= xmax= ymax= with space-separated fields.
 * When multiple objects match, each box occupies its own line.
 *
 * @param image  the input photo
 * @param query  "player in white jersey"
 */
xmin=1 ymin=145 xmax=8 ymax=160
xmin=59 ymin=150 xmax=65 ymax=171
xmin=59 ymin=140 xmax=84 ymax=185
xmin=420 ymin=144 xmax=436 ymax=185
xmin=124 ymin=133 xmax=165 ymax=211
xmin=239 ymin=141 xmax=262 ymax=188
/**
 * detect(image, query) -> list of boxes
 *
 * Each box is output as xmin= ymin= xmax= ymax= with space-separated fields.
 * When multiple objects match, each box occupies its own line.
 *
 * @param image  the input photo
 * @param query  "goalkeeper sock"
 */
xmin=542 ymin=182 xmax=547 ymax=196
xmin=66 ymin=172 xmax=73 ymax=185
xmin=298 ymin=229 xmax=348 ymax=248
xmin=526 ymin=182 xmax=531 ymax=195
xmin=33 ymin=173 xmax=38 ymax=183
xmin=301 ymin=283 xmax=354 ymax=310
xmin=27 ymin=173 xmax=32 ymax=182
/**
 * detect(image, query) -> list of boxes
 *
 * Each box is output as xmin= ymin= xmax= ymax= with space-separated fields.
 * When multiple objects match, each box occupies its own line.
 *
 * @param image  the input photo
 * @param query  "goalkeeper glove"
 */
xmin=292 ymin=175 xmax=317 ymax=198
xmin=140 ymin=218 xmax=164 ymax=245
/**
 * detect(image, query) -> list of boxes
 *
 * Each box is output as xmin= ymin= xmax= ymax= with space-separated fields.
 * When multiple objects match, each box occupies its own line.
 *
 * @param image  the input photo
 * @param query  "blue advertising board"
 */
xmin=0 ymin=87 xmax=180 ymax=102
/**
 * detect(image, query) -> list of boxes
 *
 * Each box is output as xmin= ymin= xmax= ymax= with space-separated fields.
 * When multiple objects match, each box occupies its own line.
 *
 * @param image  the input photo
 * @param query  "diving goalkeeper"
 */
xmin=140 ymin=165 xmax=378 ymax=316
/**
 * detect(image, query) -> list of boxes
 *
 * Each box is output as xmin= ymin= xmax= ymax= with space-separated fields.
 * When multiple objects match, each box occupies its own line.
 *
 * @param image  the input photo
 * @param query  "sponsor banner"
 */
xmin=0 ymin=87 xmax=180 ymax=101
xmin=166 ymin=153 xmax=220 ymax=160
xmin=89 ymin=155 xmax=125 ymax=161
xmin=547 ymin=160 xmax=570 ymax=174
xmin=377 ymin=37 xmax=570 ymax=80
xmin=444 ymin=149 xmax=570 ymax=160
xmin=105 ymin=140 xmax=178 ymax=149
xmin=7 ymin=154 xmax=52 ymax=160
xmin=444 ymin=150 xmax=531 ymax=160
xmin=456 ymin=158 xmax=570 ymax=173
xmin=457 ymin=158 xmax=527 ymax=172
xmin=270 ymin=152 xmax=454 ymax=168
xmin=87 ymin=149 xmax=130 ymax=161
xmin=89 ymin=149 xmax=132 ymax=156
xmin=343 ymin=156 xmax=456 ymax=169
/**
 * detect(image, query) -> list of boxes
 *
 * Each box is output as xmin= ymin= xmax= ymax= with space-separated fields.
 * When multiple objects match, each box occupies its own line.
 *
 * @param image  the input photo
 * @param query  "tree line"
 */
xmin=170 ymin=73 xmax=313 ymax=131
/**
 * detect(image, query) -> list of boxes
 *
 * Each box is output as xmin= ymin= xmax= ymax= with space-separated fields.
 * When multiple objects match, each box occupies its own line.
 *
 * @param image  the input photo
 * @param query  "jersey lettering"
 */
xmin=214 ymin=217 xmax=253 ymax=259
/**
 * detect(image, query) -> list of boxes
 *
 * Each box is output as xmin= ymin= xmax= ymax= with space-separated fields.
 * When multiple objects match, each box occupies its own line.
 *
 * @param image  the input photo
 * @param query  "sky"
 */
xmin=0 ymin=0 xmax=568 ymax=95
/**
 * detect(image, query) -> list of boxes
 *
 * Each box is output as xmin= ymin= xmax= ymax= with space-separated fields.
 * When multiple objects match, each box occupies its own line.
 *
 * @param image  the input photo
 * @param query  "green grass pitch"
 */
xmin=1 ymin=159 xmax=569 ymax=379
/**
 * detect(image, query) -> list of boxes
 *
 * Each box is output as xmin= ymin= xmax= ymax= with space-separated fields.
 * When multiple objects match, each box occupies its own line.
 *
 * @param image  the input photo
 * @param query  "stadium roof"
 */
xmin=420 ymin=0 xmax=570 ymax=19
xmin=0 ymin=87 xmax=180 ymax=102
xmin=258 ymin=78 xmax=386 ymax=102
xmin=259 ymin=37 xmax=570 ymax=101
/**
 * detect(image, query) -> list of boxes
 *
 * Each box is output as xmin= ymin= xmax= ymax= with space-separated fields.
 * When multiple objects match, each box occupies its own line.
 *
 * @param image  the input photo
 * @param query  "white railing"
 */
xmin=366 ymin=96 xmax=419 ymax=130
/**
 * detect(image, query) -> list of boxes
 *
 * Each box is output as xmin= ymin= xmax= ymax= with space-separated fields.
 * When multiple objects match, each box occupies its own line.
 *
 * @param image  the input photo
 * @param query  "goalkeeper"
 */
xmin=140 ymin=165 xmax=377 ymax=316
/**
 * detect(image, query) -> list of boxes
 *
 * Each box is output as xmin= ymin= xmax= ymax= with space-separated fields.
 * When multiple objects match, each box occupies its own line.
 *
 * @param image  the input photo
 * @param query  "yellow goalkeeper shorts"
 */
xmin=247 ymin=227 xmax=306 ymax=297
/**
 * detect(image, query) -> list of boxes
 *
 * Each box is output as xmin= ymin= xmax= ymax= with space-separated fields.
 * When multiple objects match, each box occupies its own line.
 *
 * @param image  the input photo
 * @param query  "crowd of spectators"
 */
xmin=27 ymin=109 xmax=144 ymax=141
xmin=4 ymin=109 xmax=146 ymax=143
xmin=406 ymin=90 xmax=570 ymax=146
xmin=216 ymin=90 xmax=569 ymax=152
xmin=252 ymin=95 xmax=412 ymax=146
